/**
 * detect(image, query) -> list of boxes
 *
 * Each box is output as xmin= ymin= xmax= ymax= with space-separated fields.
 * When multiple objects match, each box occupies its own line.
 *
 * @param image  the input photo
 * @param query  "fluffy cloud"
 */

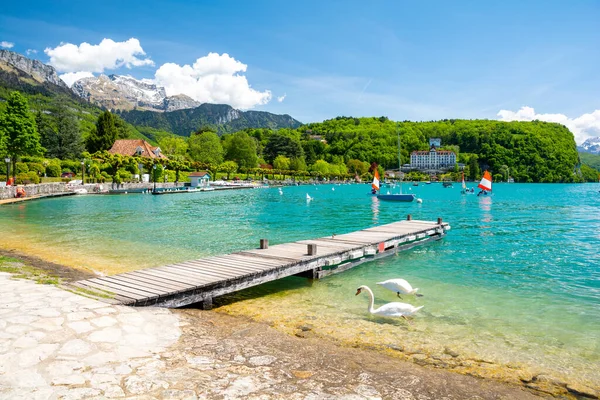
xmin=59 ymin=71 xmax=94 ymax=87
xmin=497 ymin=106 xmax=600 ymax=144
xmin=0 ymin=41 xmax=14 ymax=49
xmin=277 ymin=94 xmax=286 ymax=103
xmin=154 ymin=52 xmax=271 ymax=110
xmin=44 ymin=38 xmax=153 ymax=73
xmin=26 ymin=49 xmax=37 ymax=55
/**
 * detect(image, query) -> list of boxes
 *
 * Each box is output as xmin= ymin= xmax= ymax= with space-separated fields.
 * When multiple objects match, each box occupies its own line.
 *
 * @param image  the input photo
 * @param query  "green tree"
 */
xmin=273 ymin=155 xmax=291 ymax=170
xmin=223 ymin=132 xmax=258 ymax=169
xmin=310 ymin=159 xmax=330 ymax=175
xmin=263 ymin=133 xmax=303 ymax=164
xmin=289 ymin=157 xmax=307 ymax=172
xmin=468 ymin=155 xmax=480 ymax=181
xmin=219 ymin=160 xmax=238 ymax=179
xmin=158 ymin=136 xmax=188 ymax=160
xmin=0 ymin=92 xmax=43 ymax=180
xmin=86 ymin=111 xmax=118 ymax=153
xmin=188 ymin=131 xmax=224 ymax=165
xmin=43 ymin=100 xmax=84 ymax=160
xmin=346 ymin=159 xmax=369 ymax=176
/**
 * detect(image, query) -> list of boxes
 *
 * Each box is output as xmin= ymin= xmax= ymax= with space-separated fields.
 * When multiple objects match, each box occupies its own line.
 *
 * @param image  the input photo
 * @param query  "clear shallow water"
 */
xmin=1 ymin=183 xmax=599 ymax=386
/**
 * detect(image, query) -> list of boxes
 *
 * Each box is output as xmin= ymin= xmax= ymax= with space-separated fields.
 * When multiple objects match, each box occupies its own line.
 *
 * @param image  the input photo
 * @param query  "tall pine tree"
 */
xmin=0 ymin=92 xmax=43 ymax=179
xmin=39 ymin=99 xmax=84 ymax=160
xmin=86 ymin=111 xmax=118 ymax=153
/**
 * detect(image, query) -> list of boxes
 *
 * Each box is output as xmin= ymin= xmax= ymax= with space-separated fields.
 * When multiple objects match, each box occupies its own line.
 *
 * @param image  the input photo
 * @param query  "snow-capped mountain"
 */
xmin=72 ymin=74 xmax=200 ymax=112
xmin=577 ymin=137 xmax=600 ymax=154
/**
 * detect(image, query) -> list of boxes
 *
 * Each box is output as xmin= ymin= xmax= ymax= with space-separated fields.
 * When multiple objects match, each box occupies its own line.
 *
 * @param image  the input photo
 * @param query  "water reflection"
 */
xmin=370 ymin=195 xmax=379 ymax=224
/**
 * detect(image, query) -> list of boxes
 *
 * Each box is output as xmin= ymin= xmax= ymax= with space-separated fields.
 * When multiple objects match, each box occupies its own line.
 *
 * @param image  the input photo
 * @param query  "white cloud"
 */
xmin=44 ymin=38 xmax=153 ymax=73
xmin=26 ymin=49 xmax=37 ymax=55
xmin=497 ymin=106 xmax=600 ymax=144
xmin=0 ymin=41 xmax=14 ymax=49
xmin=59 ymin=71 xmax=94 ymax=87
xmin=277 ymin=93 xmax=286 ymax=103
xmin=154 ymin=52 xmax=271 ymax=110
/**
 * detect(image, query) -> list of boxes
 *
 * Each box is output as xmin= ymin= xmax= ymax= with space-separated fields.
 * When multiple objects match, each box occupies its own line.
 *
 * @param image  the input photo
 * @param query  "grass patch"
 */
xmin=67 ymin=286 xmax=114 ymax=299
xmin=0 ymin=256 xmax=61 ymax=285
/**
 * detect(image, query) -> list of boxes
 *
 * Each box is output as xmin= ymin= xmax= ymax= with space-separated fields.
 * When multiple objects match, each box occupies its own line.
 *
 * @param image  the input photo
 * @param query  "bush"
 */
xmin=61 ymin=160 xmax=81 ymax=173
xmin=46 ymin=164 xmax=61 ymax=177
xmin=117 ymin=169 xmax=132 ymax=182
xmin=100 ymin=171 xmax=111 ymax=182
xmin=27 ymin=163 xmax=45 ymax=175
xmin=15 ymin=172 xmax=40 ymax=184
xmin=165 ymin=170 xmax=176 ymax=182
xmin=16 ymin=162 xmax=29 ymax=174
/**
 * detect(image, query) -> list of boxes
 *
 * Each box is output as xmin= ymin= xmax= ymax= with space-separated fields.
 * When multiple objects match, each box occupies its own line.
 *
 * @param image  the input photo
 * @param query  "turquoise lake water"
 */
xmin=1 ymin=183 xmax=599 ymax=386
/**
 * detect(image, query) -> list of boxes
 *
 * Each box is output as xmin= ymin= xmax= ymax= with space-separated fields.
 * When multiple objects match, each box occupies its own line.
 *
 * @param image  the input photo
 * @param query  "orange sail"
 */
xmin=477 ymin=170 xmax=492 ymax=191
xmin=372 ymin=170 xmax=380 ymax=191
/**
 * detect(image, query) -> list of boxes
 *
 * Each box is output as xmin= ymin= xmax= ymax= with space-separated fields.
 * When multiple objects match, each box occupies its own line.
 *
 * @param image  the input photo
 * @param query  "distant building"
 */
xmin=189 ymin=171 xmax=211 ymax=188
xmin=410 ymin=138 xmax=456 ymax=170
xmin=109 ymin=139 xmax=168 ymax=160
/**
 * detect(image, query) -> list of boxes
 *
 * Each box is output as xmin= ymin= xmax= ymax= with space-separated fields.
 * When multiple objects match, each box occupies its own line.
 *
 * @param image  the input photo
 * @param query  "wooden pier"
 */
xmin=71 ymin=216 xmax=450 ymax=309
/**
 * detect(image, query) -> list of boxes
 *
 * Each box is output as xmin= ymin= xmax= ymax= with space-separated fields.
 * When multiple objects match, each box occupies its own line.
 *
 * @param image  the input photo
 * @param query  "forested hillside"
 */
xmin=118 ymin=103 xmax=302 ymax=136
xmin=247 ymin=116 xmax=594 ymax=183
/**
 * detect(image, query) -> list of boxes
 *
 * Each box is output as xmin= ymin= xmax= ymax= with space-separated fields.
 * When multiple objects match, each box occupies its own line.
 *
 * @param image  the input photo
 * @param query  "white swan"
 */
xmin=377 ymin=278 xmax=423 ymax=298
xmin=355 ymin=285 xmax=423 ymax=322
xmin=278 ymin=188 xmax=283 ymax=195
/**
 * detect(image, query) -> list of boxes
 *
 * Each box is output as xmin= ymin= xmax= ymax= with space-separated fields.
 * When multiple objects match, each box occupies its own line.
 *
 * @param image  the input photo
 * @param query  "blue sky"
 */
xmin=1 ymin=0 xmax=599 ymax=142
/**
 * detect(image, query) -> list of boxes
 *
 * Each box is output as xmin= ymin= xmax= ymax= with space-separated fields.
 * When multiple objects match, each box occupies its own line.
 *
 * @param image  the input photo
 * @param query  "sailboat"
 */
xmin=377 ymin=131 xmax=416 ymax=202
xmin=461 ymin=171 xmax=467 ymax=194
xmin=477 ymin=170 xmax=492 ymax=196
xmin=370 ymin=170 xmax=380 ymax=195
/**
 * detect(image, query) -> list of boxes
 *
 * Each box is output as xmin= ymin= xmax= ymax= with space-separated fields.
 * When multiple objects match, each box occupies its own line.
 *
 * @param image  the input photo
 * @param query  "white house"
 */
xmin=189 ymin=171 xmax=211 ymax=188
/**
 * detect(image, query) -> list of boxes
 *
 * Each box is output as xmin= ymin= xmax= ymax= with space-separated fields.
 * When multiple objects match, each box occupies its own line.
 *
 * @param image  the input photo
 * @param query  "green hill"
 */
xmin=293 ymin=117 xmax=589 ymax=182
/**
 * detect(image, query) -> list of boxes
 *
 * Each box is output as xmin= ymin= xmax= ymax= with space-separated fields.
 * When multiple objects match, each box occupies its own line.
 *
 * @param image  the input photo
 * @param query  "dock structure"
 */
xmin=71 ymin=216 xmax=450 ymax=309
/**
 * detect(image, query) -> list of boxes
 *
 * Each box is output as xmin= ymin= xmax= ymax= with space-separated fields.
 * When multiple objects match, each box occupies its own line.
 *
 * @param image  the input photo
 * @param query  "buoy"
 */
xmin=416 ymin=198 xmax=423 ymax=203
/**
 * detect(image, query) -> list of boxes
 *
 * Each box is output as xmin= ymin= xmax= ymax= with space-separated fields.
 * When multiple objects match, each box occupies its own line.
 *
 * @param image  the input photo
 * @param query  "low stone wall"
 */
xmin=0 ymin=182 xmax=67 ymax=200
xmin=0 ymin=182 xmax=183 ymax=200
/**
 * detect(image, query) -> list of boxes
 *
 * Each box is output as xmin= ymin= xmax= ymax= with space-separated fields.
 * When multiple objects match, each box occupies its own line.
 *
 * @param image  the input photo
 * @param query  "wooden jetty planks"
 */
xmin=72 ymin=217 xmax=450 ymax=308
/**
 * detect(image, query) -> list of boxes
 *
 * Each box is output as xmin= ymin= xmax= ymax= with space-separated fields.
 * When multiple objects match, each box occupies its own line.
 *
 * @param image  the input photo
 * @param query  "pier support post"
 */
xmin=407 ymin=214 xmax=412 ymax=221
xmin=437 ymin=217 xmax=443 ymax=225
xmin=295 ymin=267 xmax=321 ymax=279
xmin=201 ymin=297 xmax=213 ymax=310
xmin=260 ymin=239 xmax=269 ymax=249
xmin=307 ymin=244 xmax=317 ymax=255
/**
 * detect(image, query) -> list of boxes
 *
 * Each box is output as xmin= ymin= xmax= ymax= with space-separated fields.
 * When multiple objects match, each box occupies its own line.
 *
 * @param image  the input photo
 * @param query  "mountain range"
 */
xmin=0 ymin=49 xmax=302 ymax=137
xmin=577 ymin=136 xmax=600 ymax=155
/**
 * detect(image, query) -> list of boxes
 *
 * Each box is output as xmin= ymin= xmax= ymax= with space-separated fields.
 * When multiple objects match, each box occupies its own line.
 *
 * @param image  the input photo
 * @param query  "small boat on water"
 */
xmin=461 ymin=172 xmax=467 ymax=194
xmin=370 ymin=170 xmax=380 ymax=195
xmin=477 ymin=171 xmax=493 ymax=196
xmin=377 ymin=131 xmax=415 ymax=203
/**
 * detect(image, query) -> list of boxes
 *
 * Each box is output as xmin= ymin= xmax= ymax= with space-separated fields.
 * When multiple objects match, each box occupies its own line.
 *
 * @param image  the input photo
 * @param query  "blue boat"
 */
xmin=377 ymin=193 xmax=415 ymax=202
xmin=377 ymin=129 xmax=415 ymax=202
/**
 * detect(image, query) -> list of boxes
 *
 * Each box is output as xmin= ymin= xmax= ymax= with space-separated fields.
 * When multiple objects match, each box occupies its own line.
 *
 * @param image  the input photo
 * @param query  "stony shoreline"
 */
xmin=0 ymin=253 xmax=597 ymax=399
xmin=0 ymin=271 xmax=549 ymax=399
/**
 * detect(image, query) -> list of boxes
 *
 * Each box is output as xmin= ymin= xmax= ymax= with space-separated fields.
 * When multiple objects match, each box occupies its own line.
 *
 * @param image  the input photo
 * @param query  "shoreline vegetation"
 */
xmin=2 ymin=90 xmax=600 ymax=192
xmin=1 ymin=250 xmax=597 ymax=399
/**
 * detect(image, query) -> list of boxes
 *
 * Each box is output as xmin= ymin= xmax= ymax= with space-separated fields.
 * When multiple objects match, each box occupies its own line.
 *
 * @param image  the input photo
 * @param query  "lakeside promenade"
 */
xmin=0 ymin=272 xmax=544 ymax=399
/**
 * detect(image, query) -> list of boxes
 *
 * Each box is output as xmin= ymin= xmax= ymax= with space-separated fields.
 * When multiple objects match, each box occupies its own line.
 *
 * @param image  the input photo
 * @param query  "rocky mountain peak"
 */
xmin=163 ymin=94 xmax=201 ymax=112
xmin=72 ymin=74 xmax=167 ymax=111
xmin=578 ymin=136 xmax=600 ymax=154
xmin=0 ymin=49 xmax=69 ymax=89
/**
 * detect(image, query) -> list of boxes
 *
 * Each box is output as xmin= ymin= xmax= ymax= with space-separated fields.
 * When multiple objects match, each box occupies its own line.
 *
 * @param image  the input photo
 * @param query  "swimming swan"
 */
xmin=376 ymin=278 xmax=423 ymax=298
xmin=355 ymin=285 xmax=423 ymax=322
